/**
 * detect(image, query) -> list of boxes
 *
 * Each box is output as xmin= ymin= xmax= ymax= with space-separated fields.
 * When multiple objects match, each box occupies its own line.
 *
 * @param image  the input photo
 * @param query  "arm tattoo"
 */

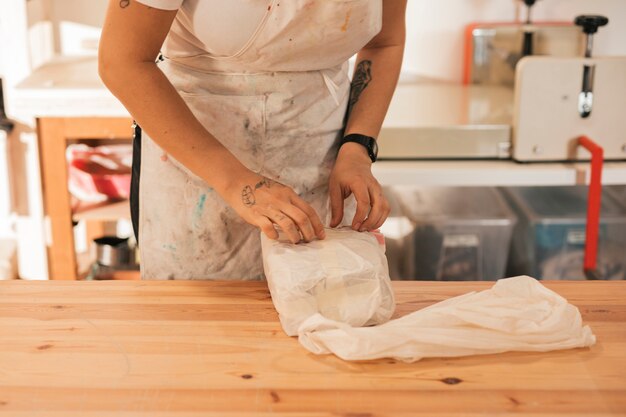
xmin=242 ymin=185 xmax=255 ymax=207
xmin=119 ymin=0 xmax=130 ymax=8
xmin=346 ymin=60 xmax=372 ymax=119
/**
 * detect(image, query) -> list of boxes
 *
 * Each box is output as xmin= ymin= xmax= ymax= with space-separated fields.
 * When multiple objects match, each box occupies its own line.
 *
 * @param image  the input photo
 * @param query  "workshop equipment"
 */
xmin=463 ymin=0 xmax=583 ymax=86
xmin=511 ymin=15 xmax=624 ymax=281
xmin=378 ymin=2 xmax=591 ymax=161
xmin=577 ymin=136 xmax=604 ymax=280
xmin=512 ymin=15 xmax=626 ymax=162
xmin=575 ymin=15 xmax=609 ymax=118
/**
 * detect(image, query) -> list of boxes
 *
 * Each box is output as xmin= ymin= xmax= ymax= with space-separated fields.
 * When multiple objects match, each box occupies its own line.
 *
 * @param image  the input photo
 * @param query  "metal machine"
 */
xmin=513 ymin=15 xmax=626 ymax=162
xmin=379 ymin=0 xmax=584 ymax=160
xmin=464 ymin=0 xmax=583 ymax=87
xmin=377 ymin=4 xmax=625 ymax=163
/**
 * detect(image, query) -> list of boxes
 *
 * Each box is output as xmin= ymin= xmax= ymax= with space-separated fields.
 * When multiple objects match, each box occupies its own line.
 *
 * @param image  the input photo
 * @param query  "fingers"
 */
xmin=359 ymin=186 xmax=390 ymax=231
xmin=262 ymin=206 xmax=302 ymax=244
xmin=280 ymin=203 xmax=316 ymax=242
xmin=351 ymin=185 xmax=371 ymax=231
xmin=329 ymin=182 xmax=344 ymax=228
xmin=290 ymin=196 xmax=326 ymax=240
xmin=256 ymin=215 xmax=279 ymax=240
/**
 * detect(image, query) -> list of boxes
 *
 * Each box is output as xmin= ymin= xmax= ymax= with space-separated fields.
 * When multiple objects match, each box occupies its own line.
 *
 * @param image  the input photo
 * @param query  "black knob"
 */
xmin=575 ymin=15 xmax=609 ymax=34
xmin=523 ymin=0 xmax=537 ymax=6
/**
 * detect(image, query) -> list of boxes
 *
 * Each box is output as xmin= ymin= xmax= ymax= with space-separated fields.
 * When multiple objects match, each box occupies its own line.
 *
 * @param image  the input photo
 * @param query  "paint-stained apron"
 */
xmin=134 ymin=0 xmax=383 ymax=280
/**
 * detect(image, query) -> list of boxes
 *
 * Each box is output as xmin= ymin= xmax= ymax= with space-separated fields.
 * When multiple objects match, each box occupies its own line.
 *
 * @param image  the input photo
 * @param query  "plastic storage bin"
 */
xmin=503 ymin=186 xmax=626 ymax=280
xmin=391 ymin=187 xmax=517 ymax=281
xmin=607 ymin=185 xmax=626 ymax=206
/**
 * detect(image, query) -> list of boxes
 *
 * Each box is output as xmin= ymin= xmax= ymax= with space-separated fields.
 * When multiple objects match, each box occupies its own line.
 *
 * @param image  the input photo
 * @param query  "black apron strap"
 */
xmin=130 ymin=121 xmax=141 ymax=244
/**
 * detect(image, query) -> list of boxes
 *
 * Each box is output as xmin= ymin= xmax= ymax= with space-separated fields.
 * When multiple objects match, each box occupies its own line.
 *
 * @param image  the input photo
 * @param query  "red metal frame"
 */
xmin=578 ymin=136 xmax=604 ymax=278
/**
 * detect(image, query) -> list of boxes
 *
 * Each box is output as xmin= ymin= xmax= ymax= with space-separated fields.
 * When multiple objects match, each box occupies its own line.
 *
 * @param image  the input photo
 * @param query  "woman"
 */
xmin=99 ymin=0 xmax=406 ymax=280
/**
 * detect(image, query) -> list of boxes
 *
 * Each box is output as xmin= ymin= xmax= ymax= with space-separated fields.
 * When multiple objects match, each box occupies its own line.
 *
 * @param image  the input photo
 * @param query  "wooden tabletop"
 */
xmin=1 ymin=279 xmax=625 ymax=416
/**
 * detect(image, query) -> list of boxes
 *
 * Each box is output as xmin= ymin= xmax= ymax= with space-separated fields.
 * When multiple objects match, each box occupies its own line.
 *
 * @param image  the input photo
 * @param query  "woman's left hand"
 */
xmin=329 ymin=142 xmax=390 ymax=231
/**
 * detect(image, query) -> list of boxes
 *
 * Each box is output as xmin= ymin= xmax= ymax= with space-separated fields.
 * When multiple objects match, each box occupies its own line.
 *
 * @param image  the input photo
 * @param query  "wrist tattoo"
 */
xmin=255 ymin=178 xmax=274 ymax=190
xmin=243 ymin=177 xmax=275 ymax=207
xmin=119 ymin=0 xmax=130 ymax=8
xmin=242 ymin=185 xmax=256 ymax=207
xmin=346 ymin=60 xmax=372 ymax=119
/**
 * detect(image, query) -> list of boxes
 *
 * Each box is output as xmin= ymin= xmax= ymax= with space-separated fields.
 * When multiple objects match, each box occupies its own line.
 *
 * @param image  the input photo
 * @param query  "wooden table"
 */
xmin=1 ymin=280 xmax=625 ymax=416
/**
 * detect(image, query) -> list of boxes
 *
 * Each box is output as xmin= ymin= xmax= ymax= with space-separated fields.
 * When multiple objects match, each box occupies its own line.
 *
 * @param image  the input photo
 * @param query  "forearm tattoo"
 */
xmin=242 ymin=178 xmax=275 ymax=207
xmin=119 ymin=0 xmax=130 ymax=8
xmin=346 ymin=60 xmax=372 ymax=119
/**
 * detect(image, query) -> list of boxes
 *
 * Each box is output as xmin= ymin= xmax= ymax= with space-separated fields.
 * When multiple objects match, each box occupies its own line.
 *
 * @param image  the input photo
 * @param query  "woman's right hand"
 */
xmin=223 ymin=174 xmax=326 ymax=244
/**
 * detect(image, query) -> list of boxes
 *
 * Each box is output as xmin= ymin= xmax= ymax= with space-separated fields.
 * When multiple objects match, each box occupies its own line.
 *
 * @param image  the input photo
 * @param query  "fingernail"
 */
xmin=359 ymin=228 xmax=366 ymax=232
xmin=354 ymin=223 xmax=361 ymax=230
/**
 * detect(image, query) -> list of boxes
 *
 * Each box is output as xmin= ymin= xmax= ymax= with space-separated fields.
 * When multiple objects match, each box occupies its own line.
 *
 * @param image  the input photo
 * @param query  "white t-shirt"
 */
xmin=135 ymin=0 xmax=271 ymax=57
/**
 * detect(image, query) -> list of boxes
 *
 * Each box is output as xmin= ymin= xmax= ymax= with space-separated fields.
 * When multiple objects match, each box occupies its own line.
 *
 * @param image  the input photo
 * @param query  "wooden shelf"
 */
xmin=72 ymin=200 xmax=130 ymax=222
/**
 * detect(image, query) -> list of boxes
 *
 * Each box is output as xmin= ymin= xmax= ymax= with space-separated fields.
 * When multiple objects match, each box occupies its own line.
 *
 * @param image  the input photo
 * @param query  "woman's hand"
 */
xmin=223 ymin=173 xmax=326 ymax=244
xmin=329 ymin=143 xmax=390 ymax=231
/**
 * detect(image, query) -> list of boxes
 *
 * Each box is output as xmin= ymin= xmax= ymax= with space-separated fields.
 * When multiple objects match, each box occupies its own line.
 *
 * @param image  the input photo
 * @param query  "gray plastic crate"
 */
xmin=390 ymin=187 xmax=517 ymax=281
xmin=607 ymin=186 xmax=626 ymax=206
xmin=503 ymin=186 xmax=626 ymax=280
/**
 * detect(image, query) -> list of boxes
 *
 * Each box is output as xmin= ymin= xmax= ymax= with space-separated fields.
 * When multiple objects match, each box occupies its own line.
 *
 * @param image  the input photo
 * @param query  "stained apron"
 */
xmin=132 ymin=0 xmax=383 ymax=280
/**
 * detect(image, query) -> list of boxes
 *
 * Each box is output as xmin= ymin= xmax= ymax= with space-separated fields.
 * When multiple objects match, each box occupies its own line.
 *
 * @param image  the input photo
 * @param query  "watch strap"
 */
xmin=341 ymin=133 xmax=378 ymax=162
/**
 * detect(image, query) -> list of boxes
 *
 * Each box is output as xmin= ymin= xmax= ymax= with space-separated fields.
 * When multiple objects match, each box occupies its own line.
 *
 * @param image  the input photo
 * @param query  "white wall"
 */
xmin=0 ymin=0 xmax=51 ymax=279
xmin=405 ymin=0 xmax=626 ymax=81
xmin=46 ymin=0 xmax=107 ymax=55
xmin=15 ymin=0 xmax=626 ymax=83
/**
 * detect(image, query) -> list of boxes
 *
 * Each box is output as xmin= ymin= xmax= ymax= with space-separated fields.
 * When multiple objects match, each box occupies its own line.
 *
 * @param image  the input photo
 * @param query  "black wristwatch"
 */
xmin=341 ymin=133 xmax=378 ymax=163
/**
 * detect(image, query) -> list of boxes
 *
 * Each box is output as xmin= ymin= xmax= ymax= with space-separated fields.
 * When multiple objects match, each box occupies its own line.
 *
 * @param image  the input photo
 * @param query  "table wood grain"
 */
xmin=1 ymin=280 xmax=625 ymax=416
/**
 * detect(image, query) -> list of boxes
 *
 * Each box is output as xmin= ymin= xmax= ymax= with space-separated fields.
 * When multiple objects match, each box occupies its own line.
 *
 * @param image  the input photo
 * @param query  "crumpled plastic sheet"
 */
xmin=261 ymin=228 xmax=596 ymax=363
xmin=261 ymin=227 xmax=395 ymax=337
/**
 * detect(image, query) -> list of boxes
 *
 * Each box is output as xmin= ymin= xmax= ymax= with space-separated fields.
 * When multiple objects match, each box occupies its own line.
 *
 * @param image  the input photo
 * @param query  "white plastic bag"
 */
xmin=261 ymin=229 xmax=596 ymax=362
xmin=261 ymin=227 xmax=395 ymax=336
xmin=298 ymin=276 xmax=596 ymax=362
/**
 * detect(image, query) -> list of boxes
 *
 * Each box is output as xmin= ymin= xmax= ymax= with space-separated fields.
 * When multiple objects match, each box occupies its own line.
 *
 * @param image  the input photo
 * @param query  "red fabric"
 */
xmin=66 ymin=144 xmax=132 ymax=203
